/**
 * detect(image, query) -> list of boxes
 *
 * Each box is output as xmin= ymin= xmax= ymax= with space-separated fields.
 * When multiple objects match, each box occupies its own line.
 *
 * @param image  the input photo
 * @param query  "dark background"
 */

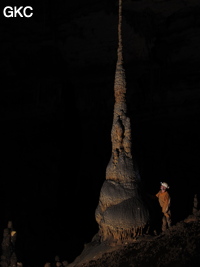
xmin=0 ymin=0 xmax=200 ymax=266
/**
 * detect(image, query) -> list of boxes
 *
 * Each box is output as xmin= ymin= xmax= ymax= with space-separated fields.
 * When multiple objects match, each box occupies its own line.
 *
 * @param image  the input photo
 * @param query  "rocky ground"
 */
xmin=68 ymin=213 xmax=200 ymax=267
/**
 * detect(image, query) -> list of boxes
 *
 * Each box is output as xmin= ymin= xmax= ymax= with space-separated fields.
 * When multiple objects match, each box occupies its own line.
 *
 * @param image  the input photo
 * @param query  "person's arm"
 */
xmin=162 ymin=193 xmax=170 ymax=214
xmin=155 ymin=191 xmax=160 ymax=198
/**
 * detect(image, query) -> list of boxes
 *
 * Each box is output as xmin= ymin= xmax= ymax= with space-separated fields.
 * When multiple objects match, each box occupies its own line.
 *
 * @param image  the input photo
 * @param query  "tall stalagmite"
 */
xmin=95 ymin=0 xmax=149 ymax=243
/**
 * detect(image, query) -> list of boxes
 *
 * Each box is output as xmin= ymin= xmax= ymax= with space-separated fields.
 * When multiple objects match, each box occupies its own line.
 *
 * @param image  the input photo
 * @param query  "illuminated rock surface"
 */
xmin=95 ymin=0 xmax=149 ymax=243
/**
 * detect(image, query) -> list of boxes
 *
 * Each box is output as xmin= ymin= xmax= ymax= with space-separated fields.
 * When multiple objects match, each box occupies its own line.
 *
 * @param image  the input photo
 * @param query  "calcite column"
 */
xmin=95 ymin=0 xmax=149 ymax=243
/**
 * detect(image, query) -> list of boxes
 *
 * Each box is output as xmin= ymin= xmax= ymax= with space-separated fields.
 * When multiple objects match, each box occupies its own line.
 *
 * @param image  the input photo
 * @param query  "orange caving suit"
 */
xmin=156 ymin=190 xmax=171 ymax=231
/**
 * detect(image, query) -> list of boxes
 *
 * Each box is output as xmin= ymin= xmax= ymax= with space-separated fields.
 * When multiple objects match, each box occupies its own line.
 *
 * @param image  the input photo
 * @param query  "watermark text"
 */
xmin=3 ymin=6 xmax=33 ymax=18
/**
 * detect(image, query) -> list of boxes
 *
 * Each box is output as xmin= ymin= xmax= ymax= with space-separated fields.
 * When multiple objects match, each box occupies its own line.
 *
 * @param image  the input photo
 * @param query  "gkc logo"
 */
xmin=3 ymin=6 xmax=33 ymax=17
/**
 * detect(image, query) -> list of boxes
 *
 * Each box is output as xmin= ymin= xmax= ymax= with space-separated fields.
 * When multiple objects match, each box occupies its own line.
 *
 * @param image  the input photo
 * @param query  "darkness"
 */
xmin=0 ymin=0 xmax=200 ymax=266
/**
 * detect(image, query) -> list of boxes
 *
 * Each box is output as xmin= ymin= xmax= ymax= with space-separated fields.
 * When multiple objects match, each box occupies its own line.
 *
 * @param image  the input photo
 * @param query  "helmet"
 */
xmin=160 ymin=182 xmax=169 ymax=189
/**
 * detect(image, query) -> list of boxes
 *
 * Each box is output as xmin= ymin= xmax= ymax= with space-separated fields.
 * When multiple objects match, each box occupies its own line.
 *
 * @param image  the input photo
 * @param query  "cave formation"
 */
xmin=95 ymin=0 xmax=149 ymax=244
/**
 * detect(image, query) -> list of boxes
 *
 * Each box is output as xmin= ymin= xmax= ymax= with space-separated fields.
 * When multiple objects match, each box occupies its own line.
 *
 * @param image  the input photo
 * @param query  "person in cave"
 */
xmin=156 ymin=182 xmax=171 ymax=232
